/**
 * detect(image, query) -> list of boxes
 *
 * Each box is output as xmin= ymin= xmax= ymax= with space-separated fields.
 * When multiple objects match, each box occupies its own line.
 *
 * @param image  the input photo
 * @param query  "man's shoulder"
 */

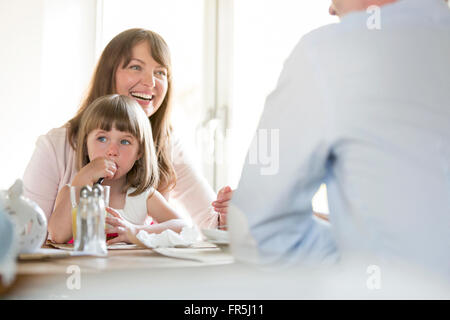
xmin=285 ymin=23 xmax=341 ymax=65
xmin=298 ymin=23 xmax=339 ymax=48
xmin=300 ymin=0 xmax=450 ymax=49
xmin=298 ymin=17 xmax=371 ymax=52
xmin=304 ymin=22 xmax=340 ymax=41
xmin=291 ymin=21 xmax=355 ymax=59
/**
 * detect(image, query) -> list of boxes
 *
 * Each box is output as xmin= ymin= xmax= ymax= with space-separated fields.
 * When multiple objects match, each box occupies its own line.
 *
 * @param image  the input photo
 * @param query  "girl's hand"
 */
xmin=212 ymin=186 xmax=233 ymax=228
xmin=105 ymin=207 xmax=140 ymax=245
xmin=72 ymin=157 xmax=117 ymax=186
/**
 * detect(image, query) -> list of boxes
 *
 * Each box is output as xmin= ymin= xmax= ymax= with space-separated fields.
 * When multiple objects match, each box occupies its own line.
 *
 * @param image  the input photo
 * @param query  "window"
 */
xmin=228 ymin=1 xmax=337 ymax=188
xmin=224 ymin=1 xmax=337 ymax=213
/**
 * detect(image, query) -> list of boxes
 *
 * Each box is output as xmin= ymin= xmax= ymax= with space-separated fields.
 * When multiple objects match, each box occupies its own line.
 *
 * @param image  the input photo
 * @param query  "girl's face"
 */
xmin=115 ymin=41 xmax=169 ymax=117
xmin=86 ymin=127 xmax=140 ymax=181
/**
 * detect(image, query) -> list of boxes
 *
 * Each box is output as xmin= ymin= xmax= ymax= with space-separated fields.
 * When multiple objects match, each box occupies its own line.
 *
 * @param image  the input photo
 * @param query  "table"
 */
xmin=2 ymin=242 xmax=449 ymax=300
xmin=2 ymin=241 xmax=240 ymax=299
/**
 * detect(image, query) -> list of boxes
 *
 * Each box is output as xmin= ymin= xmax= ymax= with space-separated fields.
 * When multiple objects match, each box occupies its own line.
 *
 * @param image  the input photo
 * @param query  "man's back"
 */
xmin=230 ymin=0 xmax=450 ymax=279
xmin=309 ymin=0 xmax=450 ymax=272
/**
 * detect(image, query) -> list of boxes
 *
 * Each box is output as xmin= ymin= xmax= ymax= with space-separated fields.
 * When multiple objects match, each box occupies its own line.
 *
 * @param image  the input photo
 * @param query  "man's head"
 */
xmin=329 ymin=0 xmax=398 ymax=17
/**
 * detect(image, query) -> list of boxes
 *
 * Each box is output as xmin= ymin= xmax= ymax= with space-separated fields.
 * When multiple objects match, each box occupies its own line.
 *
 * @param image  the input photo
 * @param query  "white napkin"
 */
xmin=136 ymin=226 xmax=201 ymax=248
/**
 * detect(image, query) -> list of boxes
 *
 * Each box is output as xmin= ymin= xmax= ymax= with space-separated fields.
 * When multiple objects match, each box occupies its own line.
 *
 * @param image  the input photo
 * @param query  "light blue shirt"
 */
xmin=229 ymin=0 xmax=450 ymax=278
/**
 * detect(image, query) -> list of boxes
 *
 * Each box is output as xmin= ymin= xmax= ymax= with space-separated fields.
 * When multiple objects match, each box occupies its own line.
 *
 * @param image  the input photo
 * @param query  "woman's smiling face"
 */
xmin=115 ymin=41 xmax=169 ymax=117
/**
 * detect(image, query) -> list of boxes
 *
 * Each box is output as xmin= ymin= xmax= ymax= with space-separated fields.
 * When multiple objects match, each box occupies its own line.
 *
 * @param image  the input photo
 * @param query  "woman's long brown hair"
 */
xmin=67 ymin=28 xmax=176 ymax=193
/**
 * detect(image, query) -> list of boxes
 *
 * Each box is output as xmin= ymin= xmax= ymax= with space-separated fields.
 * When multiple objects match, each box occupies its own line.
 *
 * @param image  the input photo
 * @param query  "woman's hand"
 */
xmin=212 ymin=186 xmax=233 ymax=228
xmin=72 ymin=157 xmax=117 ymax=186
xmin=105 ymin=207 xmax=140 ymax=245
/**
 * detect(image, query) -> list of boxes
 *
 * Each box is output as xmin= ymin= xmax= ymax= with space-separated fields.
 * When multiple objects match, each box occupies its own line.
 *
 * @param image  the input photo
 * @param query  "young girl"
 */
xmin=48 ymin=94 xmax=187 ymax=244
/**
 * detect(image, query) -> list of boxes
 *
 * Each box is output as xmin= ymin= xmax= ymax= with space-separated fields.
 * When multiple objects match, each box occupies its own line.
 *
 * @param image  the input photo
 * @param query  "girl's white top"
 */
xmin=115 ymin=187 xmax=153 ymax=225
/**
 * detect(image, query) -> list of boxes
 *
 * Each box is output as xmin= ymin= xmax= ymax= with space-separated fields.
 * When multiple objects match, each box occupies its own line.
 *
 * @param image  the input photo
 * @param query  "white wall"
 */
xmin=0 ymin=0 xmax=97 ymax=190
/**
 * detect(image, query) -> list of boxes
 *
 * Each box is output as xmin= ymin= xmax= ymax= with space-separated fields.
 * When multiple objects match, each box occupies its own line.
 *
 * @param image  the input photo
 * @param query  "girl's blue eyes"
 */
xmin=121 ymin=139 xmax=131 ymax=145
xmin=96 ymin=137 xmax=132 ymax=145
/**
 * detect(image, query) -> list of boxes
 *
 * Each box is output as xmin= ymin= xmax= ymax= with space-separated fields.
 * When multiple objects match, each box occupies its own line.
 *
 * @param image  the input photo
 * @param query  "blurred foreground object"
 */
xmin=0 ymin=205 xmax=17 ymax=289
xmin=0 ymin=179 xmax=47 ymax=254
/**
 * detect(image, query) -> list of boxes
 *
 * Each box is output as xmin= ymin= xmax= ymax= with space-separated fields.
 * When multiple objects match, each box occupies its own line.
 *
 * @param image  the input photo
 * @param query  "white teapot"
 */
xmin=0 ymin=179 xmax=47 ymax=254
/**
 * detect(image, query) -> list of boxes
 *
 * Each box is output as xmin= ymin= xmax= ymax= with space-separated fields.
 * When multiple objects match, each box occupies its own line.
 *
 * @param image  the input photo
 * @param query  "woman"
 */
xmin=23 ymin=28 xmax=231 ymax=241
